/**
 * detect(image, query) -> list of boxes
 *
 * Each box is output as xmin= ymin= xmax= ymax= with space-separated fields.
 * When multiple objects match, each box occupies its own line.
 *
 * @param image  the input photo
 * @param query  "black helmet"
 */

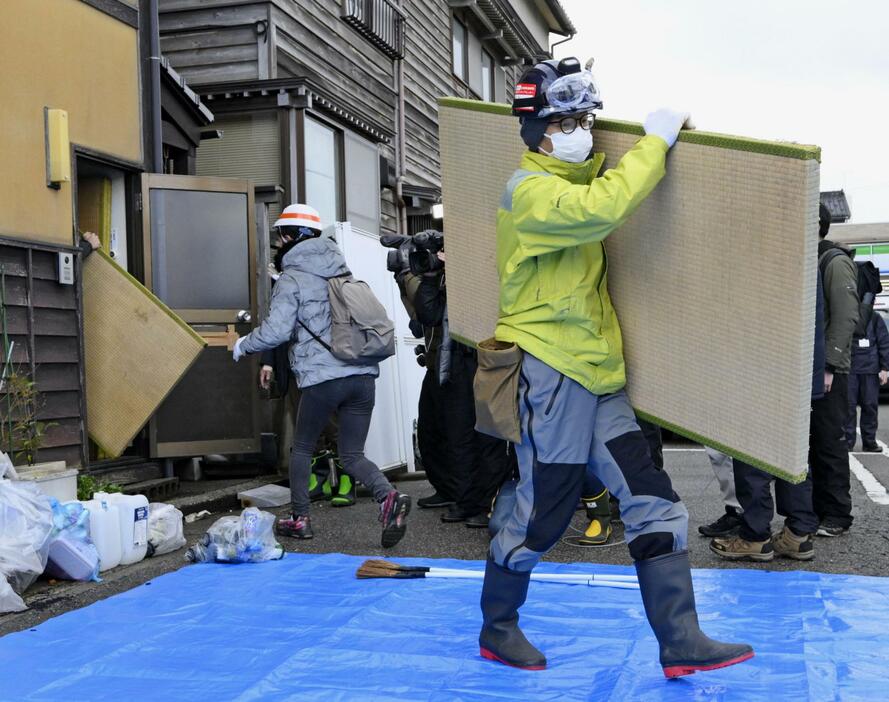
xmin=512 ymin=57 xmax=603 ymax=149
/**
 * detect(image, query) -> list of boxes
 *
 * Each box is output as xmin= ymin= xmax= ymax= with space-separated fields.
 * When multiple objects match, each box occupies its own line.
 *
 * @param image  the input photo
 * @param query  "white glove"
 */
xmin=232 ymin=336 xmax=246 ymax=362
xmin=644 ymin=108 xmax=693 ymax=148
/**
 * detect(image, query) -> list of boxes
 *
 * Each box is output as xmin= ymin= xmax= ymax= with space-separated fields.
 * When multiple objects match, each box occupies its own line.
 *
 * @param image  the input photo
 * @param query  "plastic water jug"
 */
xmin=95 ymin=493 xmax=149 ymax=565
xmin=80 ymin=497 xmax=122 ymax=572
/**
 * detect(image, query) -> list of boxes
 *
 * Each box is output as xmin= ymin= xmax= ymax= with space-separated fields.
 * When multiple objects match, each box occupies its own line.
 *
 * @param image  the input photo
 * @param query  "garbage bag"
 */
xmin=185 ymin=507 xmax=284 ymax=564
xmin=0 ymin=451 xmax=17 ymax=480
xmin=44 ymin=501 xmax=101 ymax=582
xmin=147 ymin=503 xmax=186 ymax=557
xmin=0 ymin=466 xmax=54 ymax=612
xmin=0 ymin=575 xmax=25 ymax=613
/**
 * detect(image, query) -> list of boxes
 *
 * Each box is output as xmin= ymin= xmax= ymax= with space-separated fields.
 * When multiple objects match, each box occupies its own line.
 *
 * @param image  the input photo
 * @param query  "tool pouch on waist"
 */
xmin=473 ymin=338 xmax=523 ymax=443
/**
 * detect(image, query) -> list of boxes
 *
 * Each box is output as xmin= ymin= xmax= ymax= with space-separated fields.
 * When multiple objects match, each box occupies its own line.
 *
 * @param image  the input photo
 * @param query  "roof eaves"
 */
xmin=160 ymin=57 xmax=215 ymax=125
xmin=542 ymin=0 xmax=576 ymax=36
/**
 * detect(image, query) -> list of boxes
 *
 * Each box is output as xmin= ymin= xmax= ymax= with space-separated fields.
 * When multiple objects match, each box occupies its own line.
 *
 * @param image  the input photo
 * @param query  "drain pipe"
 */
xmin=549 ymin=31 xmax=575 ymax=58
xmin=394 ymin=0 xmax=408 ymax=236
xmin=148 ymin=0 xmax=163 ymax=172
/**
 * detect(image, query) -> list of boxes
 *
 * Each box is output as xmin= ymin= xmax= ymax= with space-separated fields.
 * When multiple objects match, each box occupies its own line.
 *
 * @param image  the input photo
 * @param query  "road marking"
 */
xmin=664 ymin=448 xmax=705 ymax=453
xmin=848 ymin=453 xmax=889 ymax=505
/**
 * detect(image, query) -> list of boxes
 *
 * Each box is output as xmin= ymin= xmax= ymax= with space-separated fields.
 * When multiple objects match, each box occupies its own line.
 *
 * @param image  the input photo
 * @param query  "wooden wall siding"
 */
xmin=0 ymin=243 xmax=86 ymax=468
xmin=159 ymin=2 xmax=268 ymax=84
xmin=271 ymin=4 xmax=396 ymax=128
xmin=381 ymin=190 xmax=398 ymax=237
xmin=400 ymin=1 xmax=522 ymax=188
xmin=161 ymin=0 xmax=531 ymax=228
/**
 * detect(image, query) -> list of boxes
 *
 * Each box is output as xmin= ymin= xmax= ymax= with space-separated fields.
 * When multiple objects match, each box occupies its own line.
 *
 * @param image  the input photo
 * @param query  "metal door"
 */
xmin=140 ymin=174 xmax=260 ymax=458
xmin=335 ymin=222 xmax=411 ymax=471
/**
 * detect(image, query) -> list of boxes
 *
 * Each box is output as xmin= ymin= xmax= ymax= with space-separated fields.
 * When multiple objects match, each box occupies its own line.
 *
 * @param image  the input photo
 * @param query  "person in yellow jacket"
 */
xmin=478 ymin=57 xmax=753 ymax=678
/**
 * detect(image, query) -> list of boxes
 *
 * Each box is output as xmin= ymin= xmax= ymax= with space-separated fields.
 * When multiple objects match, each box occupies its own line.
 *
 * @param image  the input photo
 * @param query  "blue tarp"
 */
xmin=1 ymin=553 xmax=887 ymax=701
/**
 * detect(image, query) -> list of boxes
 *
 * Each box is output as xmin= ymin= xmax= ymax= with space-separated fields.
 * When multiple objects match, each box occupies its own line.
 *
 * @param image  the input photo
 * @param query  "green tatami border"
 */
xmin=633 ymin=410 xmax=806 ymax=485
xmin=438 ymin=97 xmax=821 ymax=163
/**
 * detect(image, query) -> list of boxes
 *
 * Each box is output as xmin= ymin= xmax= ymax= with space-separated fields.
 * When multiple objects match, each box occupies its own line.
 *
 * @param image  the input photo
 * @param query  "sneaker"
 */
xmin=709 ymin=535 xmax=774 ymax=562
xmin=417 ymin=492 xmax=455 ymax=509
xmin=816 ymin=520 xmax=849 ymax=538
xmin=862 ymin=443 xmax=881 ymax=453
xmin=276 ymin=514 xmax=314 ymax=539
xmin=772 ymin=527 xmax=814 ymax=560
xmin=698 ymin=507 xmax=743 ymax=537
xmin=379 ymin=491 xmax=411 ymax=548
xmin=330 ymin=475 xmax=356 ymax=507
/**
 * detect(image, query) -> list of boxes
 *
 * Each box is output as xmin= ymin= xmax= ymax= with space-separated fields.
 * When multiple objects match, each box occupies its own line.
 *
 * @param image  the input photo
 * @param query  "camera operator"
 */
xmin=387 ymin=231 xmax=516 ymax=528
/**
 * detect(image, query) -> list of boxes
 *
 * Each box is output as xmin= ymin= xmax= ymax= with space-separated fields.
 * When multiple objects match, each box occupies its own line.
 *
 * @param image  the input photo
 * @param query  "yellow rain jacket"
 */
xmin=494 ymin=134 xmax=669 ymax=394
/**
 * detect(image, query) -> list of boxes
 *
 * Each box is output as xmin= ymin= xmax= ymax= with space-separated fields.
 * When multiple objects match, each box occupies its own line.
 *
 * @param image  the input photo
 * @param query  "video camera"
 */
xmin=380 ymin=230 xmax=444 ymax=276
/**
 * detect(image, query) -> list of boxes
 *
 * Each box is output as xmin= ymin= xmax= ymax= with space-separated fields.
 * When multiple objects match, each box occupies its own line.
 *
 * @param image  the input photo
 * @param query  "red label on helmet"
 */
xmin=515 ymin=83 xmax=537 ymax=99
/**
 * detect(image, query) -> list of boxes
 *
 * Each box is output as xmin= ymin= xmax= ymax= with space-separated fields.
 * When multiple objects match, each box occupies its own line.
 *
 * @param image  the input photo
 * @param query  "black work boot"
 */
xmin=635 ymin=550 xmax=754 ymax=678
xmin=478 ymin=559 xmax=546 ymax=670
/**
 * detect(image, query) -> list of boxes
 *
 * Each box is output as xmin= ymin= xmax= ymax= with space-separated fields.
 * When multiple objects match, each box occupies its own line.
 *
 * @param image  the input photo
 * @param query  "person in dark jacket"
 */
xmin=710 ymin=260 xmax=826 ymax=562
xmin=234 ymin=203 xmax=410 ymax=548
xmin=393 ymin=261 xmax=458 ymax=511
xmin=411 ymin=253 xmax=517 ymax=528
xmin=846 ymin=311 xmax=889 ymax=451
xmin=813 ymin=203 xmax=859 ymax=537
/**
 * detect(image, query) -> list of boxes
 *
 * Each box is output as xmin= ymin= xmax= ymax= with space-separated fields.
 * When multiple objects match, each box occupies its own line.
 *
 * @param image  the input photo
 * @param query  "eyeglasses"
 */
xmin=549 ymin=112 xmax=596 ymax=134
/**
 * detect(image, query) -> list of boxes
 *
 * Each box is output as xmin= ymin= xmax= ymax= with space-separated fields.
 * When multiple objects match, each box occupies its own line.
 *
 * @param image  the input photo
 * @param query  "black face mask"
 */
xmin=273 ymin=227 xmax=322 ymax=271
xmin=274 ymin=238 xmax=301 ymax=272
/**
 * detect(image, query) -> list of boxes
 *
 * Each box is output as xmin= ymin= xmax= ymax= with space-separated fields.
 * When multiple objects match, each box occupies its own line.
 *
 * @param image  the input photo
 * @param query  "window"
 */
xmin=481 ymin=49 xmax=495 ymax=101
xmin=304 ymin=117 xmax=342 ymax=232
xmin=452 ymin=16 xmax=467 ymax=81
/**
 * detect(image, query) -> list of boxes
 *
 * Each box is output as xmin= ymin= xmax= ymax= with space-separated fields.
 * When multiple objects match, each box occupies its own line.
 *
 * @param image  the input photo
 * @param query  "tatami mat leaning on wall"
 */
xmin=439 ymin=98 xmax=819 ymax=482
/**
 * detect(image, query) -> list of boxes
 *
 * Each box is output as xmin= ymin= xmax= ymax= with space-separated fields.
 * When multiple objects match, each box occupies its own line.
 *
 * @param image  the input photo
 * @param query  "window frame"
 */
xmin=481 ymin=48 xmax=495 ymax=102
xmin=302 ymin=113 xmax=346 ymax=228
xmin=451 ymin=14 xmax=469 ymax=84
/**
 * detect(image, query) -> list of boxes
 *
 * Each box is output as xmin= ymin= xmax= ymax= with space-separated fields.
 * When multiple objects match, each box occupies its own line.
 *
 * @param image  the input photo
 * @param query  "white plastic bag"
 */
xmin=147 ymin=503 xmax=186 ymax=557
xmin=0 ymin=451 xmax=16 ymax=480
xmin=0 ymin=575 xmax=25 ymax=613
xmin=185 ymin=507 xmax=284 ymax=564
xmin=0 ymin=472 xmax=54 ymax=613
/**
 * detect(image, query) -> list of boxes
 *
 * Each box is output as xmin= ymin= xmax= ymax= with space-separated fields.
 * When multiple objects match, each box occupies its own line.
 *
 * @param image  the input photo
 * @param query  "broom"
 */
xmin=356 ymin=559 xmax=639 ymax=590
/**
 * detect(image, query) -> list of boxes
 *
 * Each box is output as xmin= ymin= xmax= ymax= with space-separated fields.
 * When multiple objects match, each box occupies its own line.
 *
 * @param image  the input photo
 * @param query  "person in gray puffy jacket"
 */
xmin=233 ymin=204 xmax=410 ymax=548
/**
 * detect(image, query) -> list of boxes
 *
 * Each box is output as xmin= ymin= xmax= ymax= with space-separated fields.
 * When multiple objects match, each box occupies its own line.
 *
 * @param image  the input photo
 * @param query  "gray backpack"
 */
xmin=299 ymin=274 xmax=395 ymax=364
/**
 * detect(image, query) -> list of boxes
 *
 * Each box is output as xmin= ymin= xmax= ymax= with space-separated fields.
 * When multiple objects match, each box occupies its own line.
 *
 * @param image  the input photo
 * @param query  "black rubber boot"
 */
xmin=478 ymin=559 xmax=546 ymax=670
xmin=635 ymin=550 xmax=754 ymax=678
xmin=578 ymin=488 xmax=613 ymax=545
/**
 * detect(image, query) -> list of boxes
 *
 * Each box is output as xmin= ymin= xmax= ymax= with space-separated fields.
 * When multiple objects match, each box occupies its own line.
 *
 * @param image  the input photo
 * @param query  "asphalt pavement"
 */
xmin=3 ymin=404 xmax=889 ymax=638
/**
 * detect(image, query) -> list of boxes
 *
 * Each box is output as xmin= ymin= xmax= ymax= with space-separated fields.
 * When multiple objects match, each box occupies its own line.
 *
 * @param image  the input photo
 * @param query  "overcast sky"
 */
xmin=555 ymin=0 xmax=889 ymax=223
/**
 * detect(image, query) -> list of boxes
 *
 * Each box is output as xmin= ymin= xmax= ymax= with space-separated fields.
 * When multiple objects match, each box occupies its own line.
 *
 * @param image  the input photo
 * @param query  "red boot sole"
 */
xmin=479 ymin=647 xmax=546 ymax=671
xmin=663 ymin=650 xmax=754 ymax=678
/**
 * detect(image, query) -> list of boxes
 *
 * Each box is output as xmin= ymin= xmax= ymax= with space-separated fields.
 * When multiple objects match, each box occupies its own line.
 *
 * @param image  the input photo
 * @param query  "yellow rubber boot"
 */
xmin=579 ymin=488 xmax=612 ymax=546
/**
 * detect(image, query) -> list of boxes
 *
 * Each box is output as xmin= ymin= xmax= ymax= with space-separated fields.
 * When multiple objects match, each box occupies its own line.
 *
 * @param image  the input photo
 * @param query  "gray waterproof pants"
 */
xmin=490 ymin=354 xmax=688 ymax=571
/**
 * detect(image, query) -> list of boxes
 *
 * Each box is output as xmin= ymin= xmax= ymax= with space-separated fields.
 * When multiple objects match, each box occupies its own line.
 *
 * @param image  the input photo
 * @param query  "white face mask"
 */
xmin=540 ymin=128 xmax=593 ymax=163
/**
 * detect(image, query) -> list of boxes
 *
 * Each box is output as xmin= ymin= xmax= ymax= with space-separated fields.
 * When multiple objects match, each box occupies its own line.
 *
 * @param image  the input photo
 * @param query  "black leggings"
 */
xmin=289 ymin=375 xmax=392 ymax=515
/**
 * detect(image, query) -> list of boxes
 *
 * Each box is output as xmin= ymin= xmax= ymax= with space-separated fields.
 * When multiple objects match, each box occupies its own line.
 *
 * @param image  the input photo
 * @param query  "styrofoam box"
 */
xmin=238 ymin=483 xmax=291 ymax=509
xmin=16 ymin=462 xmax=77 ymax=503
